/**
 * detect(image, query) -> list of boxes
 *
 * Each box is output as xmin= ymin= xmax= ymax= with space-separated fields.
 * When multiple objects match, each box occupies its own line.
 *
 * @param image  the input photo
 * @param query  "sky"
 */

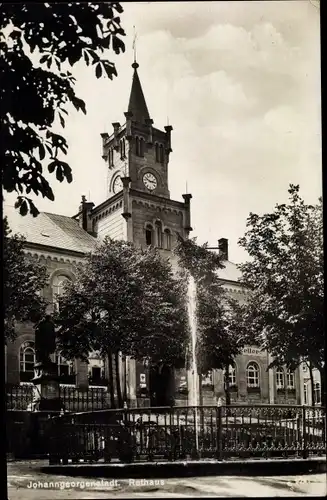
xmin=5 ymin=1 xmax=322 ymax=263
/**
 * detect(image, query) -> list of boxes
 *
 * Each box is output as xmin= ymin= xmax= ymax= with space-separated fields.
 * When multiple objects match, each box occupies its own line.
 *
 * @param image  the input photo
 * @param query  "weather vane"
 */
xmin=132 ymin=25 xmax=138 ymax=62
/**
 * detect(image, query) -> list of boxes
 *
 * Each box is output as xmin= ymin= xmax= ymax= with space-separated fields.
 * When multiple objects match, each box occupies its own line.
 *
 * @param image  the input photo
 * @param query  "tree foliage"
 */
xmin=3 ymin=217 xmax=48 ymax=342
xmin=55 ymin=238 xmax=188 ymax=406
xmin=1 ymin=2 xmax=125 ymax=216
xmin=238 ymin=184 xmax=324 ymax=399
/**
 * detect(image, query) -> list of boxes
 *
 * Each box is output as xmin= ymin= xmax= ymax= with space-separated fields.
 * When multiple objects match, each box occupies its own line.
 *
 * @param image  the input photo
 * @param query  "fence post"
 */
xmin=302 ymin=406 xmax=307 ymax=459
xmin=216 ymin=403 xmax=223 ymax=461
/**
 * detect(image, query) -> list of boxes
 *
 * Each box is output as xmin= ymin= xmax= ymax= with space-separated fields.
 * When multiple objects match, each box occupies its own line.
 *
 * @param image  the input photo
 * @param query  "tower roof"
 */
xmin=127 ymin=62 xmax=151 ymax=123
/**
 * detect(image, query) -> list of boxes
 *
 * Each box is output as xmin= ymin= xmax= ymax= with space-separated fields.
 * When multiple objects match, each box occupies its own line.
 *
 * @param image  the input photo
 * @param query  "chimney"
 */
xmin=78 ymin=195 xmax=95 ymax=234
xmin=218 ymin=238 xmax=228 ymax=261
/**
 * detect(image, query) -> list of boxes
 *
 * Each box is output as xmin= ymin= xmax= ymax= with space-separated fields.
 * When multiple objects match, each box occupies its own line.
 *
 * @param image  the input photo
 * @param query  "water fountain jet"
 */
xmin=187 ymin=273 xmax=200 ymax=455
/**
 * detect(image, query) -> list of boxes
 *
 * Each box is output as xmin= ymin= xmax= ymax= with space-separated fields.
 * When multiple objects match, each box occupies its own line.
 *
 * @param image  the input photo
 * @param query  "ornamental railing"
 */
xmin=6 ymin=384 xmax=111 ymax=412
xmin=48 ymin=404 xmax=326 ymax=464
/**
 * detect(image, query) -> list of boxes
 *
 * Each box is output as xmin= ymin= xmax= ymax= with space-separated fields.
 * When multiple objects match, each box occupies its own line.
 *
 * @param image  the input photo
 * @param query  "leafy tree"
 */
xmin=238 ymin=184 xmax=324 ymax=405
xmin=56 ymin=238 xmax=188 ymax=408
xmin=175 ymin=236 xmax=246 ymax=405
xmin=3 ymin=217 xmax=48 ymax=342
xmin=1 ymin=2 xmax=125 ymax=216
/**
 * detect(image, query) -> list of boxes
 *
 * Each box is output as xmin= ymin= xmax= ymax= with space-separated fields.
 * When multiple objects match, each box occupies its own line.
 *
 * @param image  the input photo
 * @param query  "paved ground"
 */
xmin=7 ymin=460 xmax=327 ymax=498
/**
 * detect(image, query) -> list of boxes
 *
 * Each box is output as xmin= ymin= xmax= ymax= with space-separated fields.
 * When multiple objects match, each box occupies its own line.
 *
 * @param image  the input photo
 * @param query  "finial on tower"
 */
xmin=132 ymin=25 xmax=139 ymax=69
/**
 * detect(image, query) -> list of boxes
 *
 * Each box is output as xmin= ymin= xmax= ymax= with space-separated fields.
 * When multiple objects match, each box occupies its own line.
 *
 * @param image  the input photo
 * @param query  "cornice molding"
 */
xmin=130 ymin=189 xmax=185 ymax=210
xmin=92 ymin=194 xmax=124 ymax=218
xmin=132 ymin=198 xmax=184 ymax=217
xmin=23 ymin=245 xmax=86 ymax=264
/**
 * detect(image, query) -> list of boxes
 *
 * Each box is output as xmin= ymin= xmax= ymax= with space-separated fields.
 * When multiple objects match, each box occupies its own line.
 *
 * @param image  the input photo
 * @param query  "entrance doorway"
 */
xmin=149 ymin=364 xmax=175 ymax=407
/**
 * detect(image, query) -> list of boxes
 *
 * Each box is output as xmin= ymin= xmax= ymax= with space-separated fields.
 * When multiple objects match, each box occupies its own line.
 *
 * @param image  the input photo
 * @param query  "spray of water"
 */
xmin=187 ymin=273 xmax=199 ymax=454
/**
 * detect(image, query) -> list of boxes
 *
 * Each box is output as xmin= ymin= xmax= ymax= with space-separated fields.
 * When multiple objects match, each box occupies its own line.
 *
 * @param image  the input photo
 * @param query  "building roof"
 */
xmin=128 ymin=62 xmax=151 ymax=123
xmin=217 ymin=260 xmax=242 ymax=283
xmin=4 ymin=205 xmax=97 ymax=254
xmin=4 ymin=205 xmax=242 ymax=284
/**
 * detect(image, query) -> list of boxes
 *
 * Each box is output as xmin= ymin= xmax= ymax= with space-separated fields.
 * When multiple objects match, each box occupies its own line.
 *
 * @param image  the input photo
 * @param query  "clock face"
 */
xmin=143 ymin=172 xmax=157 ymax=191
xmin=112 ymin=175 xmax=123 ymax=193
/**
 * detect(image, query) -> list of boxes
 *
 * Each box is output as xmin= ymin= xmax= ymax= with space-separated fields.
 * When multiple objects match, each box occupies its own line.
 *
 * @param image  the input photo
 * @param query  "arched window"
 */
xmin=303 ymin=383 xmax=308 ymax=405
xmin=155 ymin=143 xmax=159 ymax=162
xmin=88 ymin=352 xmax=106 ymax=386
xmin=246 ymin=362 xmax=260 ymax=388
xmin=286 ymin=369 xmax=295 ymax=389
xmin=314 ymin=382 xmax=321 ymax=404
xmin=56 ymin=351 xmax=75 ymax=384
xmin=52 ymin=275 xmax=70 ymax=312
xmin=155 ymin=221 xmax=162 ymax=248
xmin=159 ymin=144 xmax=164 ymax=163
xmin=145 ymin=224 xmax=153 ymax=246
xmin=276 ymin=368 xmax=284 ymax=389
xmin=164 ymin=229 xmax=172 ymax=250
xmin=19 ymin=341 xmax=35 ymax=382
xmin=223 ymin=363 xmax=236 ymax=386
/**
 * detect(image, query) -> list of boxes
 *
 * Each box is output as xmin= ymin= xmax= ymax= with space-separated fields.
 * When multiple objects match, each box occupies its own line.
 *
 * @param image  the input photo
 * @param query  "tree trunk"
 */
xmin=115 ymin=351 xmax=123 ymax=408
xmin=309 ymin=362 xmax=315 ymax=407
xmin=224 ymin=364 xmax=231 ymax=406
xmin=107 ymin=351 xmax=116 ymax=409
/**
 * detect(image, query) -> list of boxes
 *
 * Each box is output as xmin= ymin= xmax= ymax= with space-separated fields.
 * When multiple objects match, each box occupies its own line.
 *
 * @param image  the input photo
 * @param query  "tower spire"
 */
xmin=127 ymin=31 xmax=151 ymax=124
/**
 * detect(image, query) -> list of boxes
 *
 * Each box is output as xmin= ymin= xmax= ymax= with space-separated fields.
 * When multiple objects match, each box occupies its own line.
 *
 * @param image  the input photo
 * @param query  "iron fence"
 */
xmin=6 ymin=384 xmax=111 ymax=412
xmin=48 ymin=404 xmax=326 ymax=464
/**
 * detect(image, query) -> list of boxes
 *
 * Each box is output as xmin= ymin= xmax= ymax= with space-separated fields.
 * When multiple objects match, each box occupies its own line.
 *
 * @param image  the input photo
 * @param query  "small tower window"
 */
xmin=140 ymin=138 xmax=144 ymax=157
xmin=155 ymin=221 xmax=162 ymax=248
xmin=108 ymin=148 xmax=114 ymax=168
xmin=120 ymin=139 xmax=126 ymax=159
xmin=136 ymin=137 xmax=144 ymax=157
xmin=159 ymin=144 xmax=164 ymax=163
xmin=145 ymin=224 xmax=153 ymax=246
xmin=164 ymin=229 xmax=172 ymax=250
xmin=155 ymin=143 xmax=159 ymax=162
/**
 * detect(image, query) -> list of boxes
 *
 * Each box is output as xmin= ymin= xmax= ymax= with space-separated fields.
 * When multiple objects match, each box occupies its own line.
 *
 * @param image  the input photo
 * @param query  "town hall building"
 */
xmin=5 ymin=60 xmax=306 ymax=408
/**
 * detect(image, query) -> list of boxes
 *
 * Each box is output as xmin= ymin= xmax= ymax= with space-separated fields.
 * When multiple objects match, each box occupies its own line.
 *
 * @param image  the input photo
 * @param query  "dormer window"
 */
xmin=145 ymin=224 xmax=153 ymax=246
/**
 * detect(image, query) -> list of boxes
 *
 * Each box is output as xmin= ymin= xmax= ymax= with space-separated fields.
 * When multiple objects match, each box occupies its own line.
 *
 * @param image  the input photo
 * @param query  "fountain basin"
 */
xmin=41 ymin=456 xmax=326 ymax=478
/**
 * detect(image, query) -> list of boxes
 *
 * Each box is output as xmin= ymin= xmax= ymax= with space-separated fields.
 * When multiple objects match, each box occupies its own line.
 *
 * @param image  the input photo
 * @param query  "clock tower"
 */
xmin=85 ymin=59 xmax=193 ymax=407
xmin=92 ymin=60 xmax=193 ymax=259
